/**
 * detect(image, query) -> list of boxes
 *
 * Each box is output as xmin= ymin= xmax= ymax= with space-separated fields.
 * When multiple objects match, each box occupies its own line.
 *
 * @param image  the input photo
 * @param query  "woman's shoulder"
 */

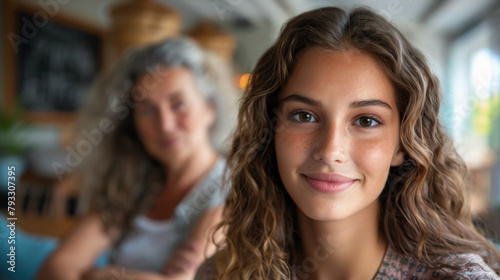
xmin=173 ymin=157 xmax=229 ymax=224
xmin=188 ymin=157 xmax=229 ymax=204
xmin=196 ymin=157 xmax=227 ymax=187
xmin=376 ymin=246 xmax=499 ymax=279
xmin=442 ymin=253 xmax=499 ymax=279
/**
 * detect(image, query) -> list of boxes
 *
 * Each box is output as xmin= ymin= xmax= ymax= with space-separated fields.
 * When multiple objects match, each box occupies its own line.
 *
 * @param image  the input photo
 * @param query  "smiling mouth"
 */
xmin=302 ymin=174 xmax=357 ymax=193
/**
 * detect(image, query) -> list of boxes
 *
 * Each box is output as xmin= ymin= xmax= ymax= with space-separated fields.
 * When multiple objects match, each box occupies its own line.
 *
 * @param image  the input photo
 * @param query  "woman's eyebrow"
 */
xmin=169 ymin=91 xmax=183 ymax=100
xmin=350 ymin=99 xmax=393 ymax=111
xmin=278 ymin=95 xmax=392 ymax=111
xmin=279 ymin=94 xmax=321 ymax=106
xmin=137 ymin=91 xmax=183 ymax=104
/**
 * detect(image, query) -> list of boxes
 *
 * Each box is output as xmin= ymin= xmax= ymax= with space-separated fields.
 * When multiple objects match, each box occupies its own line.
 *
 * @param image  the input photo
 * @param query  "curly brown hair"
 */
xmin=212 ymin=6 xmax=500 ymax=279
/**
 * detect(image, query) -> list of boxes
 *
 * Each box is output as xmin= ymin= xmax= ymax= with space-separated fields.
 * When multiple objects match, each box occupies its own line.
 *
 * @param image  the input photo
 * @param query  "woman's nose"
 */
xmin=312 ymin=124 xmax=348 ymax=164
xmin=158 ymin=107 xmax=177 ymax=133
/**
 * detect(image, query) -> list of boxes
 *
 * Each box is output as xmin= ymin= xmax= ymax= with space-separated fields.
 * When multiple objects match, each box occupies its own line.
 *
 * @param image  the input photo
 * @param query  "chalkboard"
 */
xmin=16 ymin=12 xmax=101 ymax=112
xmin=2 ymin=1 xmax=103 ymax=124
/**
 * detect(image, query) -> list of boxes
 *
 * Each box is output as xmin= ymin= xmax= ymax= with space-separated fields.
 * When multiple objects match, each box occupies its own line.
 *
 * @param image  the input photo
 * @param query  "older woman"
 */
xmin=37 ymin=38 xmax=237 ymax=280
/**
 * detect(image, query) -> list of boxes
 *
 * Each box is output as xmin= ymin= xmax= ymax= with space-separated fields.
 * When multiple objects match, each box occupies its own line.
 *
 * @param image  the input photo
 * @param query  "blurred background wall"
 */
xmin=1 ymin=0 xmax=499 ymax=238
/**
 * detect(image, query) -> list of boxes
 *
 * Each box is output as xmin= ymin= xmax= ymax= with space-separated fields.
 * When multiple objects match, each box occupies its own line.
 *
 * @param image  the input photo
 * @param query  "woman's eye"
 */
xmin=355 ymin=117 xmax=380 ymax=127
xmin=173 ymin=101 xmax=186 ymax=110
xmin=292 ymin=112 xmax=317 ymax=122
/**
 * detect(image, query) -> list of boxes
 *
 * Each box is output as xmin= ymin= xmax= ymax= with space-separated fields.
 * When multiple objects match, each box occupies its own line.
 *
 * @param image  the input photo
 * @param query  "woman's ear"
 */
xmin=391 ymin=148 xmax=405 ymax=167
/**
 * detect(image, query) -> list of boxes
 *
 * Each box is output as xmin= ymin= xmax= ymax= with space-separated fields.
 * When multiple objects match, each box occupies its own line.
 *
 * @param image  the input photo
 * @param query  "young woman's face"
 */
xmin=134 ymin=67 xmax=214 ymax=166
xmin=275 ymin=48 xmax=404 ymax=222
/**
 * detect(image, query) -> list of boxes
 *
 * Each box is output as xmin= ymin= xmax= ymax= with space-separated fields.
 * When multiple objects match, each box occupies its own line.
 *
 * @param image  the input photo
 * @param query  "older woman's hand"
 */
xmin=163 ymin=240 xmax=203 ymax=276
xmin=82 ymin=266 xmax=123 ymax=280
xmin=83 ymin=266 xmax=168 ymax=280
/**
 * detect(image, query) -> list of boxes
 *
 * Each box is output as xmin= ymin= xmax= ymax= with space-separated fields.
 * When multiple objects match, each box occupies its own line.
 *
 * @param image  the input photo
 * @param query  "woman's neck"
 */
xmin=295 ymin=200 xmax=387 ymax=280
xmin=164 ymin=144 xmax=218 ymax=189
xmin=146 ymin=144 xmax=218 ymax=221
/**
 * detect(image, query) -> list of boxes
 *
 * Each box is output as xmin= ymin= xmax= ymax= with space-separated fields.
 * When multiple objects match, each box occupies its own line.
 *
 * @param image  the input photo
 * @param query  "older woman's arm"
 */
xmin=36 ymin=213 xmax=118 ymax=280
xmin=82 ymin=206 xmax=224 ymax=280
xmin=162 ymin=206 xmax=224 ymax=279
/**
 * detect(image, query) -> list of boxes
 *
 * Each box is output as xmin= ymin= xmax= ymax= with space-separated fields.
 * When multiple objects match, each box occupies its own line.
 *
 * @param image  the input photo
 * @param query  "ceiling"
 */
xmin=10 ymin=0 xmax=499 ymax=73
xmin=95 ymin=0 xmax=500 ymax=39
xmin=30 ymin=0 xmax=500 ymax=40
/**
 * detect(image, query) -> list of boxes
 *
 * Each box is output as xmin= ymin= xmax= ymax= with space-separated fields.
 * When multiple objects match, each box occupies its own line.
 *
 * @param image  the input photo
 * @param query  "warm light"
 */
xmin=239 ymin=74 xmax=250 ymax=90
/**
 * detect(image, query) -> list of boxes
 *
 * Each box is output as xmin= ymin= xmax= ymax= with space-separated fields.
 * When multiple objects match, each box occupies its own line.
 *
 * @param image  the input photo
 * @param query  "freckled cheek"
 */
xmin=275 ymin=129 xmax=311 ymax=170
xmin=351 ymin=137 xmax=395 ymax=179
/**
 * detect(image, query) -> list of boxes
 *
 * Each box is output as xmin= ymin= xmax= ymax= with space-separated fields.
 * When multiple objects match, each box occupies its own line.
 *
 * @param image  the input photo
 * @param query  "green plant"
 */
xmin=0 ymin=105 xmax=31 ymax=156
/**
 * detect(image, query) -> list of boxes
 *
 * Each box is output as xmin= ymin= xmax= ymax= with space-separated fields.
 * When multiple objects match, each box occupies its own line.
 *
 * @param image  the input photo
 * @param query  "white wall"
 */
xmin=222 ymin=20 xmax=277 ymax=73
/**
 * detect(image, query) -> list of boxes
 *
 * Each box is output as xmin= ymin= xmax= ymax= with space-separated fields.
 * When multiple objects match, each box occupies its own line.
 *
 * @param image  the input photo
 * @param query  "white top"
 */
xmin=112 ymin=158 xmax=228 ymax=272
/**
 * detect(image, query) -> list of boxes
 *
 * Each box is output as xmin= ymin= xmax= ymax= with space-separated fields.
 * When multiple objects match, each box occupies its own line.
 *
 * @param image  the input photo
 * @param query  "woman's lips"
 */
xmin=302 ymin=173 xmax=357 ymax=193
xmin=160 ymin=137 xmax=180 ymax=147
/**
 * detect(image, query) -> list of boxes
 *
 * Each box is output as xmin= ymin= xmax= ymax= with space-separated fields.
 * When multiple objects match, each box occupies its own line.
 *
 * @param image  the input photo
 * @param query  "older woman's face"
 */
xmin=274 ymin=48 xmax=404 ymax=222
xmin=133 ymin=67 xmax=214 ymax=166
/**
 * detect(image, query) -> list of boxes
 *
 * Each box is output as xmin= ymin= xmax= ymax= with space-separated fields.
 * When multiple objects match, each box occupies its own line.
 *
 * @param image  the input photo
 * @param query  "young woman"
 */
xmin=37 ymin=38 xmax=237 ymax=280
xmin=195 ymin=7 xmax=500 ymax=280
